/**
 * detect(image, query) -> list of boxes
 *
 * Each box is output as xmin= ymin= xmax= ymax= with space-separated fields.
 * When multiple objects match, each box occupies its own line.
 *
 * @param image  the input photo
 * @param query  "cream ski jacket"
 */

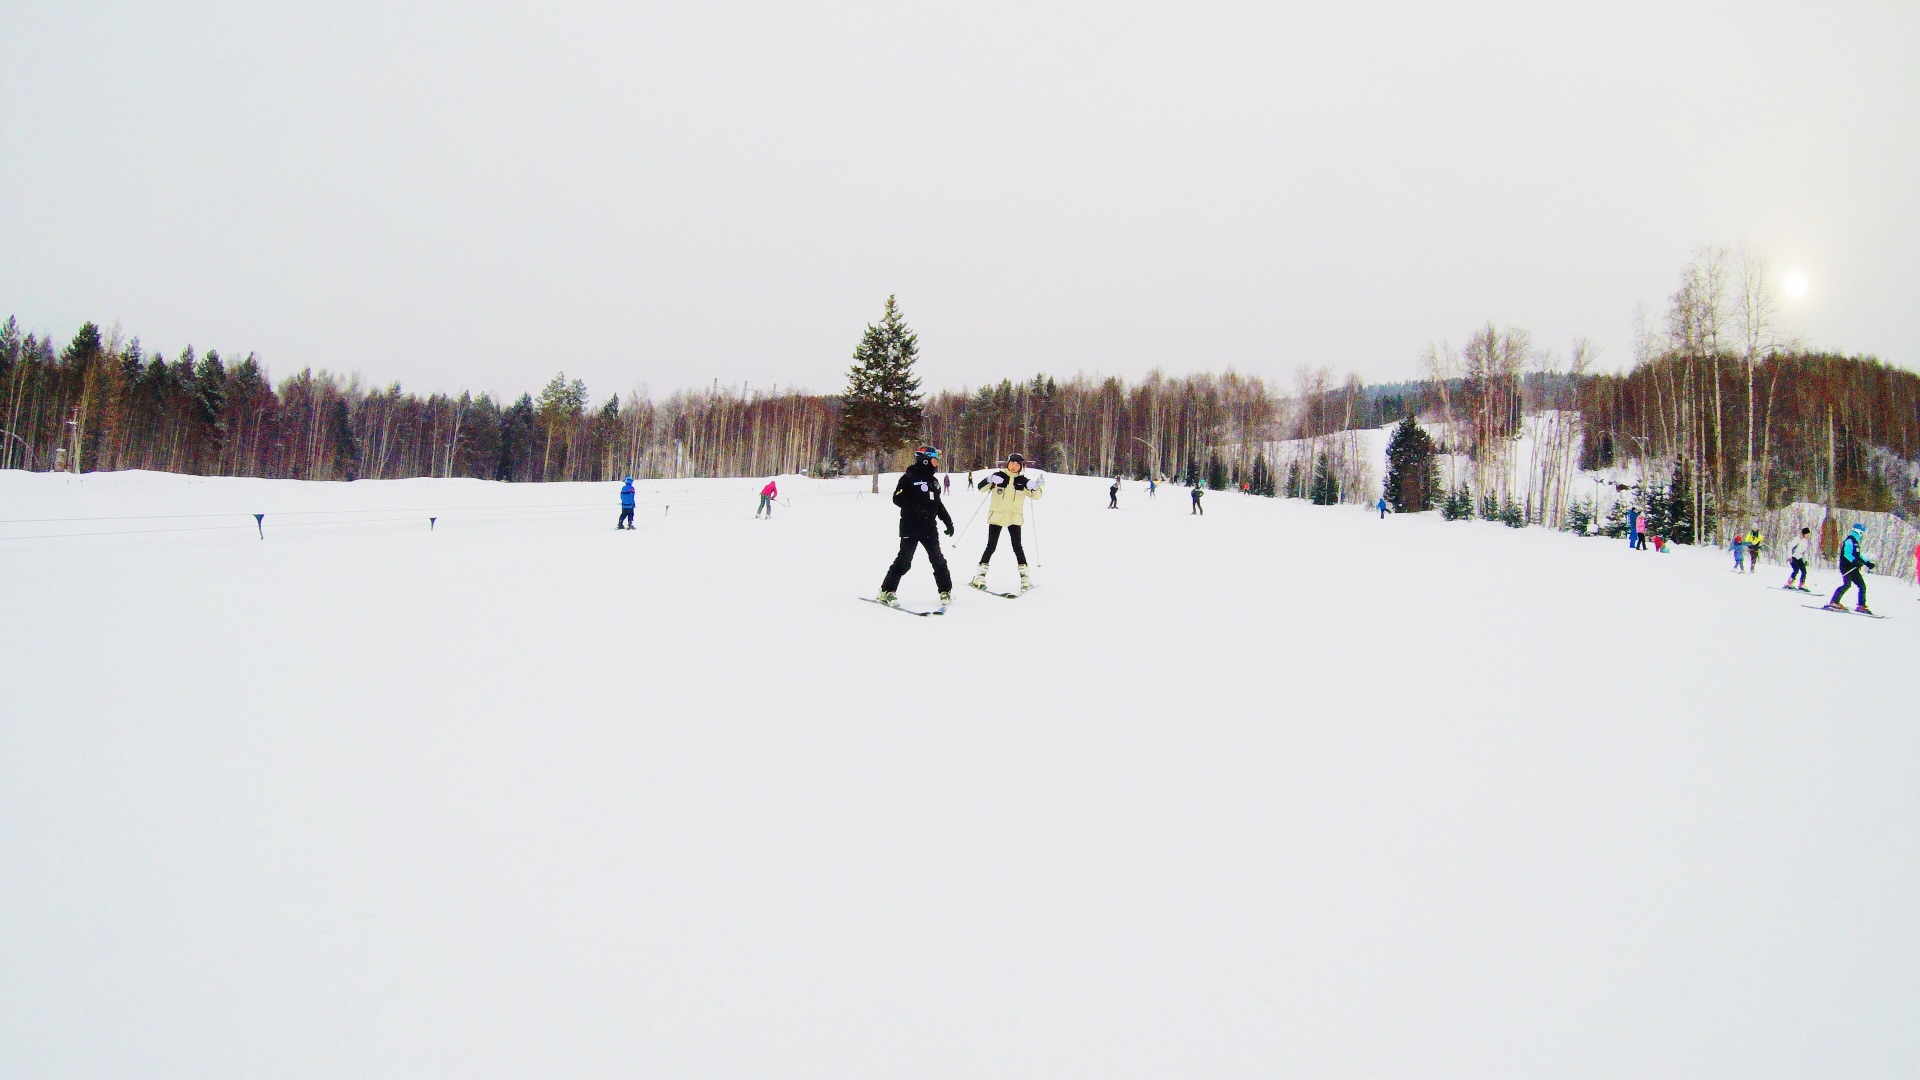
xmin=978 ymin=469 xmax=1043 ymax=527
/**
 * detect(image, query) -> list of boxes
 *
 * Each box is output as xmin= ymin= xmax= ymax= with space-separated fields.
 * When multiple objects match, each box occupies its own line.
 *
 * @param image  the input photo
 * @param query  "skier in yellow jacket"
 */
xmin=970 ymin=453 xmax=1043 ymax=592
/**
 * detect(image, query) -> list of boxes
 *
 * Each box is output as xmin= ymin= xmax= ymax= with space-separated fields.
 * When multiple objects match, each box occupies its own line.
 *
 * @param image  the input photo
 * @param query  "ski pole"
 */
xmin=955 ymin=491 xmax=987 ymax=542
xmin=1026 ymin=498 xmax=1039 ymax=566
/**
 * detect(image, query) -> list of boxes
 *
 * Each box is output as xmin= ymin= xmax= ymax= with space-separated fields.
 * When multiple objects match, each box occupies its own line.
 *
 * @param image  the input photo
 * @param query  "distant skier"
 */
xmin=1627 ymin=506 xmax=1641 ymax=549
xmin=756 ymin=478 xmax=778 ymax=519
xmin=1108 ymin=476 xmax=1120 ymax=509
xmin=1377 ymin=496 xmax=1389 ymax=520
xmin=1784 ymin=527 xmax=1812 ymax=592
xmin=876 ymin=446 xmax=955 ymax=610
xmin=1730 ymin=533 xmax=1747 ymax=573
xmin=943 ymin=474 xmax=951 ymax=495
xmin=1823 ymin=522 xmax=1875 ymax=613
xmin=1191 ymin=485 xmax=1204 ymax=515
xmin=971 ymin=453 xmax=1042 ymax=593
xmin=1148 ymin=478 xmax=1157 ymax=498
xmin=617 ymin=477 xmax=636 ymax=530
xmin=1635 ymin=512 xmax=1648 ymax=551
xmin=1744 ymin=526 xmax=1763 ymax=570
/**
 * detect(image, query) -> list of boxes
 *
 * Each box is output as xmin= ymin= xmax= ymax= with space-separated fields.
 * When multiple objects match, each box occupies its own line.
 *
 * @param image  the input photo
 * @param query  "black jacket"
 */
xmin=893 ymin=462 xmax=955 ymax=538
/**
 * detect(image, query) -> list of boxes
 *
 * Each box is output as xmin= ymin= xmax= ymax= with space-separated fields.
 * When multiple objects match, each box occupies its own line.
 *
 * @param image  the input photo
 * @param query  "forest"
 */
xmin=4 ymin=245 xmax=1916 ymax=537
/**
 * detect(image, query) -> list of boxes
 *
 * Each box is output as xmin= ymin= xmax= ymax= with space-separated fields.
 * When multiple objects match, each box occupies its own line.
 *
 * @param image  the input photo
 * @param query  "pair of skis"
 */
xmin=1804 ymin=604 xmax=1888 ymax=620
xmin=859 ymin=583 xmax=1037 ymax=617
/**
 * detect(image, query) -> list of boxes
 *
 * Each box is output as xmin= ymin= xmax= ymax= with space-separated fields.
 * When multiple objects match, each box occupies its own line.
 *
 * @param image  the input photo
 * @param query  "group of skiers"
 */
xmin=615 ymin=466 xmax=1915 ymax=618
xmin=1623 ymin=506 xmax=1671 ymax=552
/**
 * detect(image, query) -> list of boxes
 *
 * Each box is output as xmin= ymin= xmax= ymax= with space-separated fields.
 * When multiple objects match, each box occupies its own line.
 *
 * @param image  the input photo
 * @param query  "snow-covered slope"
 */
xmin=3 ymin=470 xmax=1916 ymax=1078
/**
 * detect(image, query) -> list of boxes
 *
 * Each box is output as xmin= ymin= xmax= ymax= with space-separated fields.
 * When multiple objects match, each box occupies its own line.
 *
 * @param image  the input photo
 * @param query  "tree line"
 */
xmin=4 ymin=273 xmax=1914 ymax=539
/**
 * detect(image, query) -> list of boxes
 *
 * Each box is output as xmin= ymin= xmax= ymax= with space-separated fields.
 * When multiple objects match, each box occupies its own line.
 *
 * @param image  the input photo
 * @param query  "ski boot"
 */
xmin=1822 ymin=601 xmax=1848 ymax=612
xmin=1018 ymin=565 xmax=1034 ymax=593
xmin=1855 ymin=604 xmax=1874 ymax=615
xmin=938 ymin=591 xmax=953 ymax=613
xmin=875 ymin=590 xmax=899 ymax=608
xmin=969 ymin=564 xmax=989 ymax=590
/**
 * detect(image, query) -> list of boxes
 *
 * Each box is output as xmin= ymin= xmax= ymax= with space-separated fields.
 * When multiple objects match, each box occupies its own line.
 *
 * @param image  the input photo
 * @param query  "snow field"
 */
xmin=2 ymin=469 xmax=1916 ymax=1078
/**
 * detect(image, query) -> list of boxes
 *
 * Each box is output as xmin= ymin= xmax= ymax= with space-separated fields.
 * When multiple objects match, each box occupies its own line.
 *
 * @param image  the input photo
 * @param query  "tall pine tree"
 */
xmin=1381 ymin=415 xmax=1439 ymax=512
xmin=835 ymin=295 xmax=924 ymax=491
xmin=1309 ymin=453 xmax=1339 ymax=505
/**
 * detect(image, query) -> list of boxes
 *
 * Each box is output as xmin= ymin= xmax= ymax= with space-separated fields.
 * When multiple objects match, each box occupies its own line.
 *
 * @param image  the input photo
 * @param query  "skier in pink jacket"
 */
xmin=756 ymin=479 xmax=778 ymax=519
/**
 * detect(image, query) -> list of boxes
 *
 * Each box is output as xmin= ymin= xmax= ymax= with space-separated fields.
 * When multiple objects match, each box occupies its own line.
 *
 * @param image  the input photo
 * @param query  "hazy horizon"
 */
xmin=4 ymin=0 xmax=1915 ymax=400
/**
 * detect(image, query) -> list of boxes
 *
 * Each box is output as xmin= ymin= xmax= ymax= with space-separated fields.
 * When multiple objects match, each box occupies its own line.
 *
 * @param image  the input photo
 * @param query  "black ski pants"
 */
xmin=883 ymin=534 xmax=952 ymax=593
xmin=1787 ymin=557 xmax=1807 ymax=586
xmin=979 ymin=523 xmax=1026 ymax=566
xmin=1108 ymin=490 xmax=1118 ymax=508
xmin=1830 ymin=567 xmax=1867 ymax=606
xmin=617 ymin=507 xmax=634 ymax=529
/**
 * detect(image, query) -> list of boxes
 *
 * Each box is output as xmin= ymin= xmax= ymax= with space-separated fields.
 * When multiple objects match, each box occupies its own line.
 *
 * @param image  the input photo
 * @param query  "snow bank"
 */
xmin=2 ymin=471 xmax=1916 ymax=1078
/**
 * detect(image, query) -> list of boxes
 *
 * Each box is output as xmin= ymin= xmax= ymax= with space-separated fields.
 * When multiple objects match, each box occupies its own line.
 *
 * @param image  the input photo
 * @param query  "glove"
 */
xmin=1013 ymin=474 xmax=1028 ymax=490
xmin=944 ymin=524 xmax=955 ymax=537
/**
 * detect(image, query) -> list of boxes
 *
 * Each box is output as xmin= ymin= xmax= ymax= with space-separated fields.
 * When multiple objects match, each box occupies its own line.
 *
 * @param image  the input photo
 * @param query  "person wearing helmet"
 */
xmin=1823 ymin=522 xmax=1876 ymax=614
xmin=617 ymin=477 xmax=636 ymax=530
xmin=876 ymin=445 xmax=956 ymax=609
xmin=1783 ymin=526 xmax=1812 ymax=592
xmin=970 ymin=453 xmax=1042 ymax=592
xmin=756 ymin=477 xmax=778 ymax=519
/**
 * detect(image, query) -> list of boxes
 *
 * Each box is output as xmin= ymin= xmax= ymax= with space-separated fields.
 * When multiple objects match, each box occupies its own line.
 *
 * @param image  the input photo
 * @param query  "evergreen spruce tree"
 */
xmin=1440 ymin=484 xmax=1473 ymax=521
xmin=1309 ymin=453 xmax=1339 ymax=505
xmin=1381 ymin=416 xmax=1439 ymax=513
xmin=1206 ymin=452 xmax=1227 ymax=491
xmin=1284 ymin=460 xmax=1303 ymax=499
xmin=1183 ymin=457 xmax=1199 ymax=487
xmin=834 ymin=295 xmax=925 ymax=492
xmin=1565 ymin=497 xmax=1595 ymax=535
xmin=1499 ymin=493 xmax=1525 ymax=528
xmin=1478 ymin=490 xmax=1500 ymax=520
xmin=1250 ymin=455 xmax=1274 ymax=497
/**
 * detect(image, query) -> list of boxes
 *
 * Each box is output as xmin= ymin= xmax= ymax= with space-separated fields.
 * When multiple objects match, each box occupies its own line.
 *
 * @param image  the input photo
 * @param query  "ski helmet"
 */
xmin=1850 ymin=522 xmax=1866 ymax=534
xmin=1007 ymin=453 xmax=1026 ymax=466
xmin=914 ymin=445 xmax=940 ymax=465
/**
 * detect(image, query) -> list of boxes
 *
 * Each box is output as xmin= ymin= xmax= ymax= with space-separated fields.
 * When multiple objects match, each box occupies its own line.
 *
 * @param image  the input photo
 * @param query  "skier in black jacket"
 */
xmin=877 ymin=445 xmax=956 ymax=609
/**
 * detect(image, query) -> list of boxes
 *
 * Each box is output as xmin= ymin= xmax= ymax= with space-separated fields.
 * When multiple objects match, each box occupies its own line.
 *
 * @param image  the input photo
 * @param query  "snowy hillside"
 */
xmin=3 ymin=470 xmax=1917 ymax=1078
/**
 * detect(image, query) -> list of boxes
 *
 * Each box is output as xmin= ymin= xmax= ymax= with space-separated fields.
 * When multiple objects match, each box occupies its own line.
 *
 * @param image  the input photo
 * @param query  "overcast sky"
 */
xmin=4 ymin=0 xmax=1915 ymax=401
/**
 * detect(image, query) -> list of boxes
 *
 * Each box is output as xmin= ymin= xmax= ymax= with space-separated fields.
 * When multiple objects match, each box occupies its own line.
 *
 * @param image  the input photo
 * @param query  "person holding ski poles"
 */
xmin=1191 ymin=485 xmax=1204 ymax=515
xmin=1784 ymin=527 xmax=1812 ymax=591
xmin=1108 ymin=476 xmax=1120 ymax=509
xmin=972 ymin=453 xmax=1042 ymax=593
xmin=1744 ymin=526 xmax=1763 ymax=571
xmin=617 ymin=476 xmax=636 ymax=530
xmin=1823 ymin=522 xmax=1875 ymax=614
xmin=756 ymin=477 xmax=778 ymax=519
xmin=876 ymin=446 xmax=956 ymax=610
xmin=1377 ymin=496 xmax=1390 ymax=520
xmin=1730 ymin=533 xmax=1748 ymax=573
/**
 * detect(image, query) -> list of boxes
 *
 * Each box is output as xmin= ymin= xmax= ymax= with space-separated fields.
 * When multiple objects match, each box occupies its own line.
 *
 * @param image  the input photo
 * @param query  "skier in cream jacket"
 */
xmin=971 ymin=453 xmax=1043 ymax=592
